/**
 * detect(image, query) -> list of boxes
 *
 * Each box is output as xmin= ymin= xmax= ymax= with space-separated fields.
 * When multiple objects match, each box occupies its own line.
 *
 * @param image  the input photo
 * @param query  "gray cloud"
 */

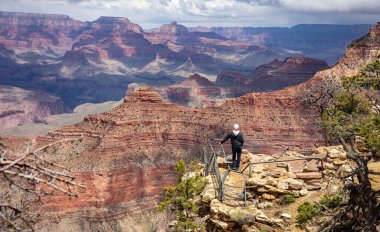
xmin=0 ymin=0 xmax=378 ymax=28
xmin=236 ymin=0 xmax=279 ymax=6
xmin=279 ymin=0 xmax=380 ymax=14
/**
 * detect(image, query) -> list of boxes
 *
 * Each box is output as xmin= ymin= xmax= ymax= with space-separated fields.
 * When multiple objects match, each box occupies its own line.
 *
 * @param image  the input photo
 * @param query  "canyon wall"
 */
xmin=0 ymin=85 xmax=69 ymax=131
xmin=19 ymin=22 xmax=379 ymax=229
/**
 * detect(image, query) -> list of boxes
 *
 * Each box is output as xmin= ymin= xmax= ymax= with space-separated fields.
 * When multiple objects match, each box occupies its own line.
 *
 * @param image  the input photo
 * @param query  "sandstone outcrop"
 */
xmin=204 ymin=145 xmax=353 ymax=231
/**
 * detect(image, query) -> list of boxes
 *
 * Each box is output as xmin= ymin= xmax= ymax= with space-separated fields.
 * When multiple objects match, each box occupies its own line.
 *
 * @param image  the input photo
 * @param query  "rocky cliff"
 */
xmin=11 ymin=84 xmax=318 ymax=230
xmin=209 ymin=24 xmax=374 ymax=65
xmin=141 ymin=57 xmax=328 ymax=108
xmin=0 ymin=11 xmax=84 ymax=62
xmin=0 ymin=11 xmax=372 ymax=114
xmin=0 ymin=85 xmax=69 ymax=131
xmin=216 ymin=57 xmax=328 ymax=90
xmin=0 ymin=18 xmax=379 ymax=231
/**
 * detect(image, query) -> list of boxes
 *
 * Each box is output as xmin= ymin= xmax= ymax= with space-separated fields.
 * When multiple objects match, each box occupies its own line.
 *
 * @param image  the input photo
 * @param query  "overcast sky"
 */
xmin=1 ymin=0 xmax=379 ymax=29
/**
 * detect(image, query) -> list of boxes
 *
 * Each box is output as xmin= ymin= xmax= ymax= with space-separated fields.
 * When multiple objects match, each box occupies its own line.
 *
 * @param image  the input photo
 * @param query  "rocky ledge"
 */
xmin=198 ymin=145 xmax=354 ymax=231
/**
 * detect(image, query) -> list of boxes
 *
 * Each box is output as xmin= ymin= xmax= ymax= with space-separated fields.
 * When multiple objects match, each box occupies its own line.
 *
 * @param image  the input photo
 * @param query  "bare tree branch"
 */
xmin=0 ymin=136 xmax=85 ymax=231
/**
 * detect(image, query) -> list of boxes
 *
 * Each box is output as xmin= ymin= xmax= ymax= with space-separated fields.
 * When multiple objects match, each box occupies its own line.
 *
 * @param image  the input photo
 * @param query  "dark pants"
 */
xmin=232 ymin=146 xmax=242 ymax=169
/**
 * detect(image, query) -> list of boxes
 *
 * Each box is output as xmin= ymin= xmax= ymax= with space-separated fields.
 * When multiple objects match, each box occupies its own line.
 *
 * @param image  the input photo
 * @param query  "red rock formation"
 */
xmin=7 ymin=85 xmax=315 ymax=227
xmin=216 ymin=57 xmax=329 ymax=91
xmin=1 ymin=16 xmax=379 ymax=231
xmin=209 ymin=24 xmax=374 ymax=65
xmin=21 ymin=23 xmax=380 ymax=227
xmin=145 ymin=22 xmax=189 ymax=44
xmin=0 ymin=11 xmax=85 ymax=61
xmin=0 ymin=85 xmax=70 ymax=131
xmin=154 ymin=74 xmax=223 ymax=107
xmin=60 ymin=17 xmax=156 ymax=75
xmin=244 ymin=57 xmax=328 ymax=91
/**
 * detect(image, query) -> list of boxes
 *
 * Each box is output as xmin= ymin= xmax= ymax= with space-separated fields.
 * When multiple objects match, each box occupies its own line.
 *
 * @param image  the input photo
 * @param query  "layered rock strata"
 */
xmin=0 ymin=85 xmax=69 ymax=131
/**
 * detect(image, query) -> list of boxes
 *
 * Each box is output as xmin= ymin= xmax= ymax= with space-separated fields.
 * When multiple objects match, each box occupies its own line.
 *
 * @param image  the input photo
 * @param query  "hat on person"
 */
xmin=233 ymin=124 xmax=239 ymax=130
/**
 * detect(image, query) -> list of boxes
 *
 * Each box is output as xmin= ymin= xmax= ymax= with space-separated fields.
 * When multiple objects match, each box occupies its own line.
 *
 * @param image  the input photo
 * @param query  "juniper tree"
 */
xmin=319 ymin=58 xmax=380 ymax=231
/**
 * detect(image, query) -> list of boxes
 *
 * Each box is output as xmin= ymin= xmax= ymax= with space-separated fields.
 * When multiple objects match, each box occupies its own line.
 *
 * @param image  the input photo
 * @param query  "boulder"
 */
xmin=257 ymin=202 xmax=274 ymax=209
xmin=210 ymin=218 xmax=234 ymax=230
xmin=210 ymin=199 xmax=234 ymax=222
xmin=333 ymin=159 xmax=347 ymax=165
xmin=277 ymin=180 xmax=289 ymax=190
xmin=210 ymin=199 xmax=259 ymax=225
xmin=201 ymin=176 xmax=215 ymax=204
xmin=255 ymin=211 xmax=269 ymax=223
xmin=286 ymin=172 xmax=297 ymax=178
xmin=304 ymin=160 xmax=319 ymax=172
xmin=257 ymin=187 xmax=270 ymax=193
xmin=300 ymin=188 xmax=308 ymax=196
xmin=338 ymin=164 xmax=354 ymax=174
xmin=287 ymin=160 xmax=305 ymax=173
xmin=265 ymin=185 xmax=291 ymax=194
xmin=323 ymin=162 xmax=337 ymax=170
xmin=288 ymin=178 xmax=303 ymax=190
xmin=229 ymin=208 xmax=256 ymax=225
xmin=265 ymin=177 xmax=278 ymax=187
xmin=314 ymin=147 xmax=328 ymax=156
xmin=271 ymin=170 xmax=286 ymax=178
xmin=325 ymin=146 xmax=346 ymax=158
xmin=247 ymin=176 xmax=266 ymax=186
xmin=285 ymin=150 xmax=305 ymax=158
xmin=262 ymin=193 xmax=276 ymax=200
xmin=280 ymin=213 xmax=292 ymax=219
xmin=296 ymin=172 xmax=322 ymax=179
xmin=252 ymin=165 xmax=264 ymax=173
xmin=241 ymin=152 xmax=254 ymax=164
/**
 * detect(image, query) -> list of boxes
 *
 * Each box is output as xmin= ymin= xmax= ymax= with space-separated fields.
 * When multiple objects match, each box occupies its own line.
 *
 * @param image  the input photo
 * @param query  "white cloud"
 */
xmin=0 ymin=0 xmax=378 ymax=28
xmin=279 ymin=0 xmax=380 ymax=14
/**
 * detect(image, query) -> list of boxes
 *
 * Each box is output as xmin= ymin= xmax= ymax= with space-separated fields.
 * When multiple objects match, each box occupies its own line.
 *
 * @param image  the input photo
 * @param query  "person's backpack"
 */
xmin=232 ymin=132 xmax=242 ymax=145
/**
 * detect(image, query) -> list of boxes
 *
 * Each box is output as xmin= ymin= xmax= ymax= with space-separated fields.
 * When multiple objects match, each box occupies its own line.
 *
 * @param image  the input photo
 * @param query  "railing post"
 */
xmin=207 ymin=153 xmax=215 ymax=175
xmin=213 ymin=156 xmax=224 ymax=201
xmin=249 ymin=163 xmax=252 ymax=178
xmin=244 ymin=175 xmax=247 ymax=208
xmin=203 ymin=149 xmax=210 ymax=176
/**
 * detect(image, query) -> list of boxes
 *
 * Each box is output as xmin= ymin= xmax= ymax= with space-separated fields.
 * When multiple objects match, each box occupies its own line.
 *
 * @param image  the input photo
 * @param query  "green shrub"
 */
xmin=281 ymin=194 xmax=296 ymax=204
xmin=158 ymin=160 xmax=207 ymax=231
xmin=175 ymin=159 xmax=188 ymax=179
xmin=319 ymin=195 xmax=344 ymax=208
xmin=296 ymin=202 xmax=320 ymax=227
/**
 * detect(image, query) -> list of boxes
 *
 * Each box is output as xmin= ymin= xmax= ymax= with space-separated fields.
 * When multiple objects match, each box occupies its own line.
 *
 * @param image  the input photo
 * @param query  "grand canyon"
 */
xmin=0 ymin=11 xmax=373 ymax=133
xmin=0 ymin=5 xmax=379 ymax=232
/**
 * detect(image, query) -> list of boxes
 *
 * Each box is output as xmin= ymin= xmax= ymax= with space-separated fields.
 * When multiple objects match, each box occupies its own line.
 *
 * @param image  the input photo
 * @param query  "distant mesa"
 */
xmin=0 ymin=10 xmax=374 ymax=132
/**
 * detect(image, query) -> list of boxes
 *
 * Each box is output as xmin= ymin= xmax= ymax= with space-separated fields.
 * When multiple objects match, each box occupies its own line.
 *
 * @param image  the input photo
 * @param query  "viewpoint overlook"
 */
xmin=0 ymin=2 xmax=379 ymax=232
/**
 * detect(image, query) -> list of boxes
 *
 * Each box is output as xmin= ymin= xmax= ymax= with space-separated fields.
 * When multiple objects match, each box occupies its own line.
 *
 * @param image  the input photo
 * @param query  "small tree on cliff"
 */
xmin=319 ymin=58 xmax=380 ymax=231
xmin=157 ymin=160 xmax=207 ymax=231
xmin=0 ymin=138 xmax=85 ymax=231
xmin=299 ymin=74 xmax=343 ymax=145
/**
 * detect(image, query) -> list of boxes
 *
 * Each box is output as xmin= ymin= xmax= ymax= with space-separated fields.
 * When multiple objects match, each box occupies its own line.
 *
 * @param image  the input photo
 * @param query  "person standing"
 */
xmin=221 ymin=124 xmax=244 ymax=171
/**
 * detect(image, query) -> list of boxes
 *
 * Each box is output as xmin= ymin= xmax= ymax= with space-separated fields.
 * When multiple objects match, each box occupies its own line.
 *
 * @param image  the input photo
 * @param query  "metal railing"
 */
xmin=204 ymin=139 xmax=325 ymax=208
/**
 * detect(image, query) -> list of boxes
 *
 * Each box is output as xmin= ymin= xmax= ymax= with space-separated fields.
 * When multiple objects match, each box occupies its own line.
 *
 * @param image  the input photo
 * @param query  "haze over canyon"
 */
xmin=0 ymin=11 xmax=374 ymax=134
